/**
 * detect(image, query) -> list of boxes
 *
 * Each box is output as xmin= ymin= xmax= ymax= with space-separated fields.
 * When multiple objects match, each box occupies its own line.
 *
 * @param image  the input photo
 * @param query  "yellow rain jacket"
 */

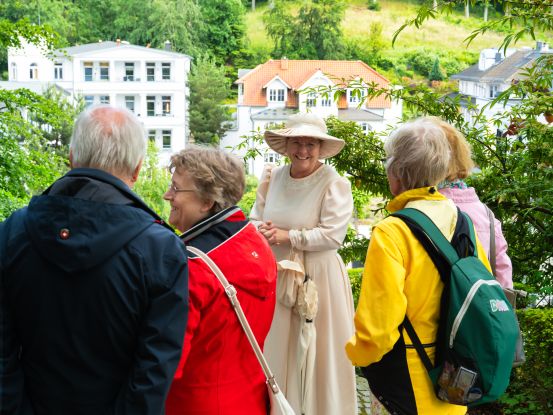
xmin=346 ymin=187 xmax=490 ymax=415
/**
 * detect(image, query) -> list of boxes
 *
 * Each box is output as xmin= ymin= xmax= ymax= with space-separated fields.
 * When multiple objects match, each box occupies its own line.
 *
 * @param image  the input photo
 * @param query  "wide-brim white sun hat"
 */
xmin=264 ymin=113 xmax=345 ymax=159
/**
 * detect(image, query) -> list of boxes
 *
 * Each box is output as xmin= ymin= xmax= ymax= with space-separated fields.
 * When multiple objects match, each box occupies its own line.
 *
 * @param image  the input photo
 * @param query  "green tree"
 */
xmin=189 ymin=56 xmax=232 ymax=144
xmin=134 ymin=141 xmax=171 ymax=220
xmin=264 ymin=0 xmax=347 ymax=59
xmin=0 ymin=20 xmax=73 ymax=219
xmin=199 ymin=0 xmax=246 ymax=64
xmin=146 ymin=0 xmax=205 ymax=55
xmin=428 ymin=57 xmax=444 ymax=81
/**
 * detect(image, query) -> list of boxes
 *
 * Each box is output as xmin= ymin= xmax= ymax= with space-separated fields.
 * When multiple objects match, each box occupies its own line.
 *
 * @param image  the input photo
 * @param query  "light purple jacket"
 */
xmin=439 ymin=187 xmax=513 ymax=289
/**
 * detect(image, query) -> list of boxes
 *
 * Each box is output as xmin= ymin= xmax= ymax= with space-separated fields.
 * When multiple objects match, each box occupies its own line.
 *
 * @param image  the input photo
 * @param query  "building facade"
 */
xmin=451 ymin=41 xmax=551 ymax=130
xmin=221 ymin=59 xmax=402 ymax=177
xmin=5 ymin=39 xmax=191 ymax=164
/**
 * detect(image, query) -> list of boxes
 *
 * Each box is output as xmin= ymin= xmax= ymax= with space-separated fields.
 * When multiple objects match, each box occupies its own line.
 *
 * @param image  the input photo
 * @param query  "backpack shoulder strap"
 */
xmin=392 ymin=208 xmax=460 ymax=265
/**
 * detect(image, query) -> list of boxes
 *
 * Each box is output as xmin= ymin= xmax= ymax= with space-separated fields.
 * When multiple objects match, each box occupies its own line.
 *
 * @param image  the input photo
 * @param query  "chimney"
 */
xmin=164 ymin=40 xmax=172 ymax=51
xmin=116 ymin=38 xmax=121 ymax=46
xmin=281 ymin=57 xmax=288 ymax=70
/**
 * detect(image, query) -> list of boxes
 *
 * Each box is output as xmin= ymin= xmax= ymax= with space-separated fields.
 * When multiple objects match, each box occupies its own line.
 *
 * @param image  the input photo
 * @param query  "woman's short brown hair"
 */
xmin=427 ymin=117 xmax=475 ymax=181
xmin=169 ymin=145 xmax=245 ymax=214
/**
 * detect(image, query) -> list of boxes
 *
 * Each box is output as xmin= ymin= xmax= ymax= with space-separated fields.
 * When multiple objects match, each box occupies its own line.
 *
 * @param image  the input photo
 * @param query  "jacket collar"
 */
xmin=45 ymin=168 xmax=173 ymax=231
xmin=181 ymin=206 xmax=243 ymax=243
xmin=387 ymin=186 xmax=446 ymax=212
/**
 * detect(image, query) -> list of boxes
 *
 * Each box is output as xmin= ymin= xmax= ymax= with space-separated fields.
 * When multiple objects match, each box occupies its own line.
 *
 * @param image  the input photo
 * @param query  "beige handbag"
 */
xmin=186 ymin=246 xmax=296 ymax=415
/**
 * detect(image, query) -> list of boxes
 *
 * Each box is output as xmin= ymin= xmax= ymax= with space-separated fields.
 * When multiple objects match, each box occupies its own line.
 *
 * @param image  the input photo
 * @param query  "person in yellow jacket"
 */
xmin=346 ymin=118 xmax=491 ymax=415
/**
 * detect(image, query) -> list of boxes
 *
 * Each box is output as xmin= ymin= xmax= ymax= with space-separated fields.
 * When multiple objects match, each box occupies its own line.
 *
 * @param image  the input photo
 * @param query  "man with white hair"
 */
xmin=0 ymin=105 xmax=188 ymax=414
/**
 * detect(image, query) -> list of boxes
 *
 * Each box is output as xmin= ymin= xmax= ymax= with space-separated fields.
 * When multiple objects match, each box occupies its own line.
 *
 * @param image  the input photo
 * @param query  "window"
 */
xmin=84 ymin=62 xmax=93 ymax=81
xmin=489 ymin=84 xmax=499 ymax=98
xmin=268 ymin=88 xmax=285 ymax=102
xmin=146 ymin=96 xmax=156 ymax=116
xmin=148 ymin=130 xmax=156 ymax=142
xmin=306 ymin=93 xmax=316 ymax=108
xmin=161 ymin=63 xmax=171 ymax=80
xmin=321 ymin=96 xmax=332 ymax=107
xmin=264 ymin=151 xmax=281 ymax=164
xmin=125 ymin=62 xmax=134 ymax=81
xmin=54 ymin=63 xmax=63 ymax=80
xmin=359 ymin=122 xmax=371 ymax=135
xmin=99 ymin=62 xmax=109 ymax=81
xmin=348 ymin=89 xmax=366 ymax=104
xmin=162 ymin=130 xmax=171 ymax=149
xmin=99 ymin=95 xmax=110 ymax=104
xmin=84 ymin=95 xmax=94 ymax=107
xmin=10 ymin=63 xmax=17 ymax=80
xmin=125 ymin=96 xmax=135 ymax=113
xmin=162 ymin=96 xmax=171 ymax=115
xmin=146 ymin=62 xmax=155 ymax=81
xmin=29 ymin=63 xmax=38 ymax=80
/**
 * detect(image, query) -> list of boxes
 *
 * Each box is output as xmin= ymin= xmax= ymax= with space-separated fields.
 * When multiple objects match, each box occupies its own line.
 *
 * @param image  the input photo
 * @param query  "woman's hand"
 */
xmin=258 ymin=220 xmax=290 ymax=246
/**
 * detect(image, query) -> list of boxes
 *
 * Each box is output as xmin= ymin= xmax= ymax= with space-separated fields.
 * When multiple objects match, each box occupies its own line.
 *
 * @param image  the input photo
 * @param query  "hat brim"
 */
xmin=264 ymin=127 xmax=345 ymax=159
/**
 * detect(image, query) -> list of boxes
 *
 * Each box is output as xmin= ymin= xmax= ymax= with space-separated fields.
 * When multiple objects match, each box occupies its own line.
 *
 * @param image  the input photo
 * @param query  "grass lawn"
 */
xmin=245 ymin=0 xmax=539 ymax=57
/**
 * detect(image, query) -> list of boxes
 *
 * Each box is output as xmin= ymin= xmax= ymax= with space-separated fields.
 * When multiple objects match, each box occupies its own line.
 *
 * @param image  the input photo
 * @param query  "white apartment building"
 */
xmin=4 ymin=39 xmax=191 ymax=165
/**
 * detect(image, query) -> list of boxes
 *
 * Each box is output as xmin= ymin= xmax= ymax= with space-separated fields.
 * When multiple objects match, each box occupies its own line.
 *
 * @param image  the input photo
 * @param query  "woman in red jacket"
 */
xmin=164 ymin=146 xmax=277 ymax=415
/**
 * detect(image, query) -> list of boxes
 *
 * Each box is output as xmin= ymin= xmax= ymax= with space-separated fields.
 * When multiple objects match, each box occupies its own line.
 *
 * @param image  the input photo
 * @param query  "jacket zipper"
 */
xmin=449 ymin=279 xmax=501 ymax=347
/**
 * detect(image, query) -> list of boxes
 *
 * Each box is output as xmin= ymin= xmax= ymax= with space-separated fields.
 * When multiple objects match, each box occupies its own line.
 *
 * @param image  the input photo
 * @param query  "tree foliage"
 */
xmin=134 ymin=141 xmax=171 ymax=220
xmin=199 ymin=0 xmax=247 ymax=64
xmin=264 ymin=0 xmax=347 ymax=59
xmin=188 ymin=56 xmax=232 ymax=144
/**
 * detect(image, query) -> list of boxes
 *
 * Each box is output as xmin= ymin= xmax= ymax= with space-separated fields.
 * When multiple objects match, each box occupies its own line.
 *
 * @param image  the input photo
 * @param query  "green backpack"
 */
xmin=393 ymin=208 xmax=519 ymax=406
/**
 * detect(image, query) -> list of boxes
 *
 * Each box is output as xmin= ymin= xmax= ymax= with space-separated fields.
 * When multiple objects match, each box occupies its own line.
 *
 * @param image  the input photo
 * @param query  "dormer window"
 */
xmin=348 ymin=88 xmax=366 ymax=105
xmin=268 ymin=88 xmax=285 ymax=102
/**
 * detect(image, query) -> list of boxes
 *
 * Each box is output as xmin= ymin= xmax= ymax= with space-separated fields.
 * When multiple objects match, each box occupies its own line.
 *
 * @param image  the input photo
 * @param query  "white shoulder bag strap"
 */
xmin=186 ymin=246 xmax=288 ymax=402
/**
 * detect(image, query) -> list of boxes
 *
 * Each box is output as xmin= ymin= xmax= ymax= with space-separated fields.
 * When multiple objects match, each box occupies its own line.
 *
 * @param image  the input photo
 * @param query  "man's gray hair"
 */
xmin=385 ymin=118 xmax=450 ymax=190
xmin=70 ymin=105 xmax=146 ymax=177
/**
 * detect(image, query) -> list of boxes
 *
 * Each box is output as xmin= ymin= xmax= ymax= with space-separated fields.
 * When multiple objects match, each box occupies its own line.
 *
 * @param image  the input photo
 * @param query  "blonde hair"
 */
xmin=169 ymin=145 xmax=245 ymax=213
xmin=427 ymin=117 xmax=474 ymax=180
xmin=385 ymin=118 xmax=450 ymax=190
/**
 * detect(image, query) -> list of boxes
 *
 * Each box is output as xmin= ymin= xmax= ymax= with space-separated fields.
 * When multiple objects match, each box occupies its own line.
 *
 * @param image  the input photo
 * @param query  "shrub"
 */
xmin=499 ymin=308 xmax=553 ymax=414
xmin=367 ymin=0 xmax=381 ymax=11
xmin=348 ymin=268 xmax=364 ymax=308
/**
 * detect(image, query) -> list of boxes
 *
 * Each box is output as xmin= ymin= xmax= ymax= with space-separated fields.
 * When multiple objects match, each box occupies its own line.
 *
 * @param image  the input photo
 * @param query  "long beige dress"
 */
xmin=251 ymin=163 xmax=357 ymax=415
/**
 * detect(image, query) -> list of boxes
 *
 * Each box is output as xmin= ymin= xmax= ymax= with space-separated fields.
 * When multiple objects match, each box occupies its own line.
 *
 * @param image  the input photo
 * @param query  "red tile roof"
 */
xmin=237 ymin=59 xmax=391 ymax=109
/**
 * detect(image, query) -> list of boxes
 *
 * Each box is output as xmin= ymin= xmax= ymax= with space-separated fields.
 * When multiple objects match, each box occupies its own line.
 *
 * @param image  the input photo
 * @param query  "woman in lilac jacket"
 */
xmin=432 ymin=117 xmax=513 ymax=289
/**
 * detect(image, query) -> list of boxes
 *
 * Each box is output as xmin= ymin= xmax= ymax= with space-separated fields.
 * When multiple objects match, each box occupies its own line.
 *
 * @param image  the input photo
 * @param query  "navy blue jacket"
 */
xmin=0 ymin=168 xmax=188 ymax=415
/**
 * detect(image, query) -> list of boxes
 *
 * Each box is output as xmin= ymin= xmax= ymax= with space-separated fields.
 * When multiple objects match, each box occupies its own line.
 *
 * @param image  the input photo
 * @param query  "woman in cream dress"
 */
xmin=251 ymin=113 xmax=357 ymax=415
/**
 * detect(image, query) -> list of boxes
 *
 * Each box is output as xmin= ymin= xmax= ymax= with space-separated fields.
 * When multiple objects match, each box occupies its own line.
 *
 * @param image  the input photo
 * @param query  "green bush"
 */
xmin=499 ymin=308 xmax=553 ymax=414
xmin=367 ymin=0 xmax=381 ymax=11
xmin=348 ymin=268 xmax=364 ymax=309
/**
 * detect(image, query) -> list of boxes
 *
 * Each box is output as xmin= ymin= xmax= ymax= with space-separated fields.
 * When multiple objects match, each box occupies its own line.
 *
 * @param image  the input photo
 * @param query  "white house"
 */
xmin=3 ymin=39 xmax=192 ymax=165
xmin=221 ymin=59 xmax=402 ymax=177
xmin=450 ymin=41 xmax=552 ymax=130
